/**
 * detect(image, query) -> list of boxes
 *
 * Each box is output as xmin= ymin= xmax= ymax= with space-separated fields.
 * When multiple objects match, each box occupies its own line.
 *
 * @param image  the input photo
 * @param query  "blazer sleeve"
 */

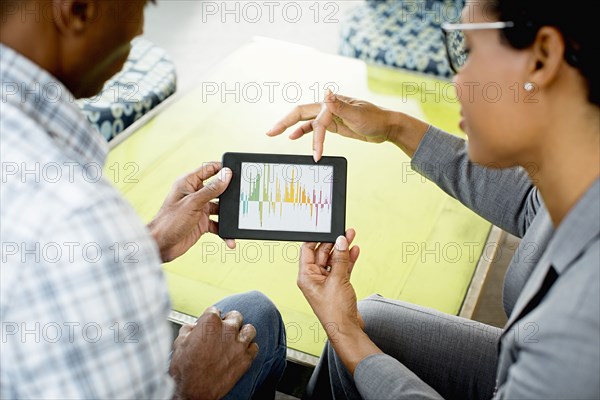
xmin=354 ymin=354 xmax=444 ymax=400
xmin=411 ymin=126 xmax=541 ymax=238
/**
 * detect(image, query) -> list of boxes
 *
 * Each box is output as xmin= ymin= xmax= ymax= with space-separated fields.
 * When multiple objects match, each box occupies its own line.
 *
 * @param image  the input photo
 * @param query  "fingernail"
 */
xmin=335 ymin=236 xmax=348 ymax=251
xmin=313 ymin=151 xmax=318 ymax=163
xmin=219 ymin=168 xmax=231 ymax=182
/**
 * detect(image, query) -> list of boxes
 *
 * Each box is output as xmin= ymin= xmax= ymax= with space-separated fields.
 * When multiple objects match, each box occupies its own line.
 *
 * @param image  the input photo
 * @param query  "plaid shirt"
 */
xmin=1 ymin=44 xmax=175 ymax=399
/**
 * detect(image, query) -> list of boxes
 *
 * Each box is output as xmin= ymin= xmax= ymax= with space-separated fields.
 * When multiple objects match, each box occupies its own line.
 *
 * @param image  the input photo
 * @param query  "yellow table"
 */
xmin=107 ymin=38 xmax=491 ymax=359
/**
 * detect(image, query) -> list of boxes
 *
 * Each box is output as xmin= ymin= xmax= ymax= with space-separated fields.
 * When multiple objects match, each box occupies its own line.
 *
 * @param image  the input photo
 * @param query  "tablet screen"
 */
xmin=219 ymin=152 xmax=346 ymax=242
xmin=238 ymin=162 xmax=333 ymax=233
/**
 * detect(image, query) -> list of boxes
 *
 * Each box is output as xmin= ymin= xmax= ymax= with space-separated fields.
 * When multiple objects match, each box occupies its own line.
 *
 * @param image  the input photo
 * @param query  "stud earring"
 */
xmin=524 ymin=82 xmax=535 ymax=92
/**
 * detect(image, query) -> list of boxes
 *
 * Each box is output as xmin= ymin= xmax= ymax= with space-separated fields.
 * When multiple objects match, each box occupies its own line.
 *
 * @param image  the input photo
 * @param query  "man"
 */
xmin=0 ymin=1 xmax=286 ymax=398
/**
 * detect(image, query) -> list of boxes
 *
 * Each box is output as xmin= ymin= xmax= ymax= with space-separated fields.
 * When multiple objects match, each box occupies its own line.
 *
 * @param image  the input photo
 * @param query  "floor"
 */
xmin=143 ymin=0 xmax=362 ymax=92
xmin=471 ymin=233 xmax=519 ymax=328
xmin=144 ymin=1 xmax=515 ymax=397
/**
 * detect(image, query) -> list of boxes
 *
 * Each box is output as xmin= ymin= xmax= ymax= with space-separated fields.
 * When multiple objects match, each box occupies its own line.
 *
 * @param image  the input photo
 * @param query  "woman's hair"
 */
xmin=488 ymin=0 xmax=598 ymax=106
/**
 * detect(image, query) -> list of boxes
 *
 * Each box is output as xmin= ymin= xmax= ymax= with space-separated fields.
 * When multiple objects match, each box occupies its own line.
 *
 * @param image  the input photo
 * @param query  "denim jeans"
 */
xmin=215 ymin=291 xmax=287 ymax=400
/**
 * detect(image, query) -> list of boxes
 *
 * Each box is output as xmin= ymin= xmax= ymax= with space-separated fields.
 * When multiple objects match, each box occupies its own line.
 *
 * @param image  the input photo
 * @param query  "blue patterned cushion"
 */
xmin=340 ymin=0 xmax=463 ymax=78
xmin=78 ymin=38 xmax=176 ymax=141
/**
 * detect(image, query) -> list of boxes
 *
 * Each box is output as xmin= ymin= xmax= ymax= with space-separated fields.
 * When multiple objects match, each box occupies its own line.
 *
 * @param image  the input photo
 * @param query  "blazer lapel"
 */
xmin=501 ymin=179 xmax=600 ymax=339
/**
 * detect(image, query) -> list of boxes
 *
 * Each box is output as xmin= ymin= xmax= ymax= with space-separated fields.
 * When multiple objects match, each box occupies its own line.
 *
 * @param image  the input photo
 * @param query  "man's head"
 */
xmin=1 ymin=0 xmax=150 ymax=98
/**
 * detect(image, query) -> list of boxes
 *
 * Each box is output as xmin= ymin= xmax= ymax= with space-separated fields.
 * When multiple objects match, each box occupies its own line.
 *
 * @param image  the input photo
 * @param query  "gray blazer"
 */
xmin=355 ymin=126 xmax=600 ymax=399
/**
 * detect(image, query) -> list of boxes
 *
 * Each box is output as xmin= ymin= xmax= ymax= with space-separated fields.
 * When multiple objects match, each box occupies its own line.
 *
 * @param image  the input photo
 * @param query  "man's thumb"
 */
xmin=190 ymin=167 xmax=232 ymax=204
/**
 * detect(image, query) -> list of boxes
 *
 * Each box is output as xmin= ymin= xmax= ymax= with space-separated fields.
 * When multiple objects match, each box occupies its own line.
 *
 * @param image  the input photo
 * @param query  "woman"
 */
xmin=267 ymin=0 xmax=599 ymax=398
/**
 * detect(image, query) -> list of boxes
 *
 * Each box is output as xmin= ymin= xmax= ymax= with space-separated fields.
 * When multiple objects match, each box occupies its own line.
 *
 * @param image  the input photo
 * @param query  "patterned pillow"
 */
xmin=77 ymin=38 xmax=177 ymax=141
xmin=340 ymin=0 xmax=464 ymax=78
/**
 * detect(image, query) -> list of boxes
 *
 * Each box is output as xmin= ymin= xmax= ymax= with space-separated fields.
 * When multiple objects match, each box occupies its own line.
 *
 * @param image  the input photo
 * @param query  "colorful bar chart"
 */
xmin=239 ymin=162 xmax=333 ymax=233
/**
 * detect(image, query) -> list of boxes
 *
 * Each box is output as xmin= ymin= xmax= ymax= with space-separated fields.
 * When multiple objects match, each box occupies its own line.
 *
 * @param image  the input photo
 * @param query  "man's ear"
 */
xmin=53 ymin=0 xmax=98 ymax=35
xmin=527 ymin=26 xmax=565 ymax=90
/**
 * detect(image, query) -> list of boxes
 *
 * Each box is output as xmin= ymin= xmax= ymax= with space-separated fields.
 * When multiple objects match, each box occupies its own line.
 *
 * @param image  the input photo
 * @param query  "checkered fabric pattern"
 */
xmin=1 ymin=44 xmax=175 ymax=399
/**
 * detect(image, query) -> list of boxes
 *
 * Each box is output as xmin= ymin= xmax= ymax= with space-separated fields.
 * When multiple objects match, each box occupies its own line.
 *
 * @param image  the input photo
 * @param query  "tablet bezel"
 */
xmin=218 ymin=152 xmax=347 ymax=243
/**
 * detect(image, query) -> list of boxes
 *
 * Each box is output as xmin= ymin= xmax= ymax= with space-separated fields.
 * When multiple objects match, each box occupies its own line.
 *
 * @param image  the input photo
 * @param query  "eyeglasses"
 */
xmin=441 ymin=22 xmax=515 ymax=74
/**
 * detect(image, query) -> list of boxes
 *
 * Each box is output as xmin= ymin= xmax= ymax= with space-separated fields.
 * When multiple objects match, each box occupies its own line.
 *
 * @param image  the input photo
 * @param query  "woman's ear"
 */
xmin=53 ymin=0 xmax=98 ymax=35
xmin=527 ymin=26 xmax=565 ymax=90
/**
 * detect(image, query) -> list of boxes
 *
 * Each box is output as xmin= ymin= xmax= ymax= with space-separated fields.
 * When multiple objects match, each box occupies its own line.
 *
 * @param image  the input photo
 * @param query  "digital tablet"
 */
xmin=218 ymin=153 xmax=347 ymax=243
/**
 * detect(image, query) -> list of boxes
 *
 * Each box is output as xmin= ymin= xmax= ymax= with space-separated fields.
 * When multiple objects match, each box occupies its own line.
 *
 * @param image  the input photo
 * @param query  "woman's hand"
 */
xmin=298 ymin=229 xmax=381 ymax=374
xmin=267 ymin=90 xmax=397 ymax=162
xmin=148 ymin=162 xmax=236 ymax=263
xmin=298 ymin=229 xmax=362 ymax=336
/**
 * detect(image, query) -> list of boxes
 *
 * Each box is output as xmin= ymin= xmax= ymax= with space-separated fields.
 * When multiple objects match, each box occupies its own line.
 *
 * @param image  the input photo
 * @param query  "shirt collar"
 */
xmin=0 ymin=43 xmax=108 ymax=166
xmin=545 ymin=178 xmax=600 ymax=274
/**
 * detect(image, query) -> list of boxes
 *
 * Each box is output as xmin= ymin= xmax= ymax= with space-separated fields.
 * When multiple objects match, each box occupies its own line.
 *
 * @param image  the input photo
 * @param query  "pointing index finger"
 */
xmin=312 ymin=102 xmax=333 ymax=162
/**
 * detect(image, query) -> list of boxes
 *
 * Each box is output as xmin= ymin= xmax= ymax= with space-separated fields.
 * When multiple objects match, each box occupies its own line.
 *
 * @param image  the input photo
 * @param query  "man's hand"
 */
xmin=169 ymin=307 xmax=259 ymax=400
xmin=148 ymin=162 xmax=236 ymax=263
